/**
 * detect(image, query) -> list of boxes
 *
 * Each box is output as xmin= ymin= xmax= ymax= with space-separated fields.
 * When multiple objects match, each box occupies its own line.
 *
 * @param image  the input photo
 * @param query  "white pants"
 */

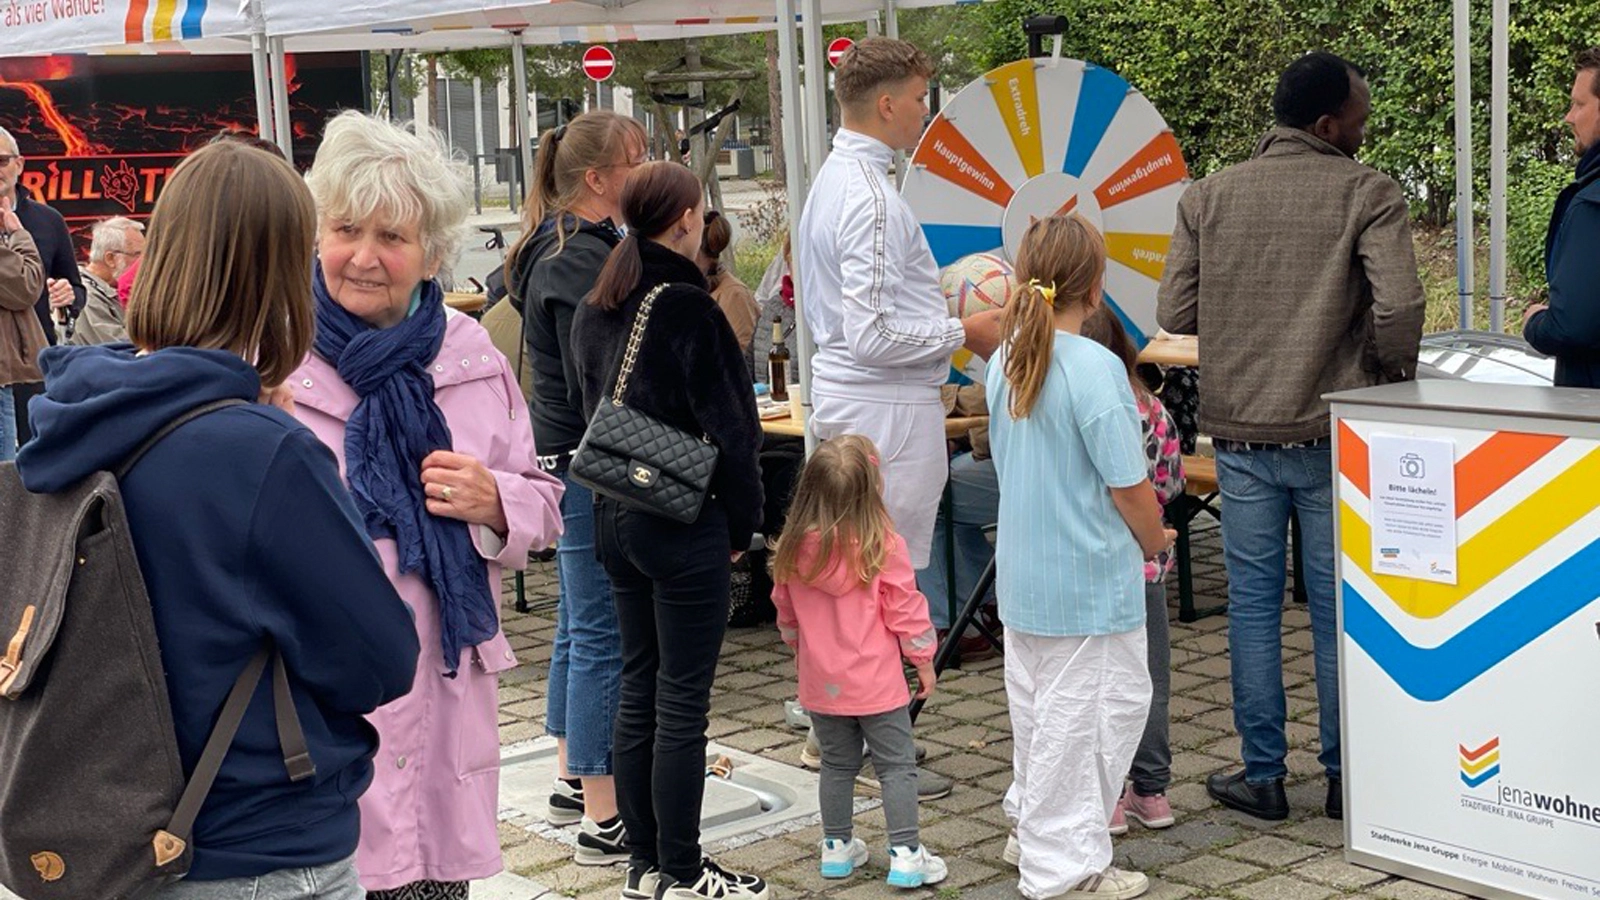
xmin=808 ymin=382 xmax=948 ymax=569
xmin=1004 ymin=628 xmax=1152 ymax=900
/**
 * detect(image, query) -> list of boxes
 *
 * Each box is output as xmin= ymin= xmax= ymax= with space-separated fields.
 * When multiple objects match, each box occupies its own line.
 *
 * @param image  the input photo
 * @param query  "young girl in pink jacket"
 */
xmin=770 ymin=434 xmax=947 ymax=890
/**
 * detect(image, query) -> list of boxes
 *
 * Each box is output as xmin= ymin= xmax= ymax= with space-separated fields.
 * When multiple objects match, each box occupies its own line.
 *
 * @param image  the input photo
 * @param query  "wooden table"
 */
xmin=1137 ymin=334 xmax=1198 ymax=367
xmin=760 ymin=411 xmax=988 ymax=440
xmin=444 ymin=291 xmax=488 ymax=314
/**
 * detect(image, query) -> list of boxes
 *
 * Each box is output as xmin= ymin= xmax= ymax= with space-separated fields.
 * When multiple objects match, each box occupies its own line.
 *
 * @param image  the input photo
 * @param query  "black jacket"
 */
xmin=16 ymin=190 xmax=84 ymax=345
xmin=509 ymin=216 xmax=621 ymax=460
xmin=1525 ymin=144 xmax=1600 ymax=388
xmin=572 ymin=238 xmax=764 ymax=549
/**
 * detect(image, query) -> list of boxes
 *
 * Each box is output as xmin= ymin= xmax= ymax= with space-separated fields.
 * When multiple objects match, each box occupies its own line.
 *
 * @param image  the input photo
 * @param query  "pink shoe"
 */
xmin=1109 ymin=794 xmax=1128 ymax=836
xmin=1124 ymin=789 xmax=1176 ymax=829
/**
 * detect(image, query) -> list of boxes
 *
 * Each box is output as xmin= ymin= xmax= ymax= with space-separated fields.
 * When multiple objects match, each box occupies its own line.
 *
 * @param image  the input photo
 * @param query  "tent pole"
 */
xmin=1488 ymin=0 xmax=1507 ymax=333
xmin=776 ymin=0 xmax=817 ymax=454
xmin=251 ymin=28 xmax=273 ymax=140
xmin=801 ymin=0 xmax=827 ymax=183
xmin=269 ymin=37 xmax=293 ymax=157
xmin=1452 ymin=0 xmax=1474 ymax=331
xmin=511 ymin=30 xmax=536 ymax=210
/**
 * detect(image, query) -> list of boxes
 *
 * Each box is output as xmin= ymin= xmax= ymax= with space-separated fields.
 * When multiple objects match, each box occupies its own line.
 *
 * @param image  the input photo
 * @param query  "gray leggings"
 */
xmin=1130 ymin=580 xmax=1172 ymax=795
xmin=810 ymin=705 xmax=919 ymax=848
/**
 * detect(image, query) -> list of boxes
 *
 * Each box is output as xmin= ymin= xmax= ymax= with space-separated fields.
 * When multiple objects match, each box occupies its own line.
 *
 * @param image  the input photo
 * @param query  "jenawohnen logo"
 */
xmin=1459 ymin=737 xmax=1500 ymax=788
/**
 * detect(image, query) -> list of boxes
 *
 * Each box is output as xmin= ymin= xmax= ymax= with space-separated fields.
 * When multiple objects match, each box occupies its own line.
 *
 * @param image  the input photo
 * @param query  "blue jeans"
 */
xmin=0 ymin=384 xmax=16 ymax=463
xmin=145 ymin=855 xmax=361 ymax=899
xmin=917 ymin=452 xmax=1000 ymax=629
xmin=545 ymin=475 xmax=622 ymax=776
xmin=1215 ymin=445 xmax=1340 ymax=783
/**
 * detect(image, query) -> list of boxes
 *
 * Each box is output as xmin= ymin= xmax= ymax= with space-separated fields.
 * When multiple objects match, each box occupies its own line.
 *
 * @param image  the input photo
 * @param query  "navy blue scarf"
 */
xmin=312 ymin=261 xmax=496 ymax=675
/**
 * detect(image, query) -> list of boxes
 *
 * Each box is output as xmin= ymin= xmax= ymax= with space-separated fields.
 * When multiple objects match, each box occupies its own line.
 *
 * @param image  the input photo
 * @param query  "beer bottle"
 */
xmin=767 ymin=318 xmax=790 ymax=403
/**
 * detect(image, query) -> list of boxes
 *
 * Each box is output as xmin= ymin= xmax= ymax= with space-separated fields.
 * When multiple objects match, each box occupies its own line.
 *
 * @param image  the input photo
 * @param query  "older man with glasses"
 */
xmin=72 ymin=216 xmax=144 ymax=346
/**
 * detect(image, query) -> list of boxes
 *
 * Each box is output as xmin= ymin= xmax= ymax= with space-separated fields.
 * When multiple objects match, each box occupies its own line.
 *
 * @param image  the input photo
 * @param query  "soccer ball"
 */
xmin=941 ymin=251 xmax=1015 ymax=320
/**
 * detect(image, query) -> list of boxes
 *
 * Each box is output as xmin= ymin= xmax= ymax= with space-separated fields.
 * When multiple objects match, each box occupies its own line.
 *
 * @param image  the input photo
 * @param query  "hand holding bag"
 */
xmin=570 ymin=284 xmax=720 ymax=524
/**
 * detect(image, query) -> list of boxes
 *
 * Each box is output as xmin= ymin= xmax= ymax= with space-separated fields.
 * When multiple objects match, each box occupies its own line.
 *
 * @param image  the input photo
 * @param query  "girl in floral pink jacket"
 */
xmin=1082 ymin=309 xmax=1186 ymax=835
xmin=771 ymin=435 xmax=948 ymax=890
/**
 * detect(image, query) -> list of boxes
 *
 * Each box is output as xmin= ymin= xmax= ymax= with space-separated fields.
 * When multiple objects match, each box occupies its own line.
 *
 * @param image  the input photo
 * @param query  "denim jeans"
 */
xmin=1215 ymin=445 xmax=1340 ymax=783
xmin=916 ymin=452 xmax=999 ymax=629
xmin=144 ymin=855 xmax=362 ymax=899
xmin=596 ymin=498 xmax=730 ymax=882
xmin=0 ymin=384 xmax=15 ymax=463
xmin=545 ymin=475 xmax=622 ymax=776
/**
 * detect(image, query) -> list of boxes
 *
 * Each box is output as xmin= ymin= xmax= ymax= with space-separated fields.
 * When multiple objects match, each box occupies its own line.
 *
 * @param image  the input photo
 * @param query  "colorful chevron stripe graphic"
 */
xmin=1338 ymin=422 xmax=1600 ymax=701
xmin=1459 ymin=737 xmax=1501 ymax=788
xmin=124 ymin=0 xmax=209 ymax=43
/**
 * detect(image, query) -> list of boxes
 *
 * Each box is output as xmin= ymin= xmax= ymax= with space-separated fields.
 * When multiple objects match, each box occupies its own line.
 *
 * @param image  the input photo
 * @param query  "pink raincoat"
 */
xmin=291 ymin=310 xmax=563 ymax=890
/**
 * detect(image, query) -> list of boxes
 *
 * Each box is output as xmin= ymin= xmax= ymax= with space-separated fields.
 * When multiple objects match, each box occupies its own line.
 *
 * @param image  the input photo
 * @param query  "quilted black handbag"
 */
xmin=570 ymin=284 xmax=720 ymax=524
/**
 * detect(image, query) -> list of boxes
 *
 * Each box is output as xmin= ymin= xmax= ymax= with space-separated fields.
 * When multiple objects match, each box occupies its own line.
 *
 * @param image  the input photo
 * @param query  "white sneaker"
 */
xmin=575 ymin=815 xmax=629 ymax=865
xmin=784 ymin=699 xmax=812 ymax=730
xmin=620 ymin=863 xmax=659 ymax=900
xmin=819 ymin=837 xmax=869 ymax=878
xmin=799 ymin=728 xmax=822 ymax=769
xmin=659 ymin=858 xmax=770 ymax=900
xmin=1062 ymin=866 xmax=1149 ymax=900
xmin=1002 ymin=832 xmax=1020 ymax=866
xmin=886 ymin=844 xmax=947 ymax=888
xmin=546 ymin=776 xmax=585 ymax=826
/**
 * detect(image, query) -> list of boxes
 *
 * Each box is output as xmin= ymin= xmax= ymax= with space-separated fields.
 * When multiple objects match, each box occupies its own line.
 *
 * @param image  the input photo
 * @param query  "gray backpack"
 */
xmin=0 ymin=399 xmax=314 ymax=900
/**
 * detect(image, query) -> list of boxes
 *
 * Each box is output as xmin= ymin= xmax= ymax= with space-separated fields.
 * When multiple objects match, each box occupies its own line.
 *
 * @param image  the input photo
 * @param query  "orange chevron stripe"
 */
xmin=1459 ymin=737 xmax=1500 ymax=761
xmin=1338 ymin=429 xmax=1563 ymax=517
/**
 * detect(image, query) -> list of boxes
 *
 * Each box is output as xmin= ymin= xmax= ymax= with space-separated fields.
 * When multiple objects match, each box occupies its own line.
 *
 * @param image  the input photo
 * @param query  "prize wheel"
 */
xmin=904 ymin=57 xmax=1190 ymax=382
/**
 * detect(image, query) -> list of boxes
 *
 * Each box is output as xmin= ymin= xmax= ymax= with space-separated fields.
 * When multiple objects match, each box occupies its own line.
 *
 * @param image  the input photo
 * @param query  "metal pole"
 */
xmin=801 ymin=0 xmax=828 ymax=182
xmin=1452 ymin=0 xmax=1475 ymax=331
xmin=250 ymin=29 xmax=272 ymax=140
xmin=1489 ymin=0 xmax=1508 ymax=333
xmin=511 ymin=30 xmax=536 ymax=209
xmin=776 ymin=0 xmax=818 ymax=453
xmin=885 ymin=0 xmax=899 ymax=39
xmin=269 ymin=37 xmax=292 ymax=157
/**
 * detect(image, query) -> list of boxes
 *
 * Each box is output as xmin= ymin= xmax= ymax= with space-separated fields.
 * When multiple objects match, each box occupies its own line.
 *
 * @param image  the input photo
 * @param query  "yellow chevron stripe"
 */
xmin=1459 ymin=753 xmax=1500 ymax=776
xmin=1341 ymin=446 xmax=1600 ymax=618
xmin=150 ymin=0 xmax=179 ymax=40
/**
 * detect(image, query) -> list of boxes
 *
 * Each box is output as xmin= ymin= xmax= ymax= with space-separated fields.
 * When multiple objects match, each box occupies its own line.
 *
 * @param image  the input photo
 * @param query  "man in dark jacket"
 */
xmin=1523 ymin=47 xmax=1600 ymax=388
xmin=0 ymin=125 xmax=85 ymax=443
xmin=1156 ymin=52 xmax=1425 ymax=824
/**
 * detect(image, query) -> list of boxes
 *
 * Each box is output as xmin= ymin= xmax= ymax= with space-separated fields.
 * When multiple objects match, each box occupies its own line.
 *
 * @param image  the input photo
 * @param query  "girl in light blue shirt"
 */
xmin=986 ymin=215 xmax=1173 ymax=900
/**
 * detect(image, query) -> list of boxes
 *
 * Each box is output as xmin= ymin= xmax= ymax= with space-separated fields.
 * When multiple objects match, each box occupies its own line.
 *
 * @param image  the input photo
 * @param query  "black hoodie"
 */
xmin=509 ymin=216 xmax=621 ymax=462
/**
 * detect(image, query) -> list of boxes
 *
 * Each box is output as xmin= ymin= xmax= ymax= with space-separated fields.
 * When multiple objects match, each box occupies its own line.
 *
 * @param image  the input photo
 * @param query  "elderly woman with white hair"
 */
xmin=288 ymin=111 xmax=565 ymax=900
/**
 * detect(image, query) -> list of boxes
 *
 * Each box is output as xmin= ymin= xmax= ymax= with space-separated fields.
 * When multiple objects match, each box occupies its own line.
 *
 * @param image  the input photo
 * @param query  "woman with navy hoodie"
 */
xmin=17 ymin=140 xmax=418 ymax=897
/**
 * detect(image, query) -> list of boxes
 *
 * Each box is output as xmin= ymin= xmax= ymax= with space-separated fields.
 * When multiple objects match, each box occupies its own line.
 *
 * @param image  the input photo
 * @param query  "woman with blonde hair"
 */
xmin=986 ymin=215 xmax=1171 ymax=900
xmin=505 ymin=109 xmax=648 ymax=862
xmin=291 ymin=111 xmax=565 ymax=899
xmin=18 ymin=140 xmax=418 ymax=898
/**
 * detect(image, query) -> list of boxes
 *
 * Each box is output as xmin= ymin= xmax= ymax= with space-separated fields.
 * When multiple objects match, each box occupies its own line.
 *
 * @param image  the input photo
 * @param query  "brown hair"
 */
xmin=1079 ymin=306 xmax=1155 ymax=406
xmin=1579 ymin=47 xmax=1600 ymax=98
xmin=207 ymin=128 xmax=286 ymax=161
xmin=507 ymin=111 xmax=647 ymax=272
xmin=1000 ymin=215 xmax=1107 ymax=419
xmin=700 ymin=209 xmax=732 ymax=277
xmin=833 ymin=37 xmax=934 ymax=113
xmin=587 ymin=161 xmax=703 ymax=312
xmin=125 ymin=140 xmax=316 ymax=388
xmin=771 ymin=434 xmax=892 ymax=586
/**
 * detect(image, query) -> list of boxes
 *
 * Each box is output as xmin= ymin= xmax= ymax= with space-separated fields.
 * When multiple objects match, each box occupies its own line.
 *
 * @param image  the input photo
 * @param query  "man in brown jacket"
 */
xmin=1156 ymin=52 xmax=1424 ymax=824
xmin=0 ymin=193 xmax=46 ymax=461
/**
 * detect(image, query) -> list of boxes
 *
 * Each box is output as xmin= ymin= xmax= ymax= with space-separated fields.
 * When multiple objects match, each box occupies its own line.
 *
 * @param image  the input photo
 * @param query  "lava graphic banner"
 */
xmin=0 ymin=53 xmax=363 ymax=247
xmin=1335 ymin=412 xmax=1600 ymax=900
xmin=0 ymin=0 xmax=250 ymax=57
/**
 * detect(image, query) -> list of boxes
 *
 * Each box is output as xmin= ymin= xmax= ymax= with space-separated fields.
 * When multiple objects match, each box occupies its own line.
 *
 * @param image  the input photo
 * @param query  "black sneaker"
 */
xmin=1326 ymin=776 xmax=1344 ymax=820
xmin=576 ymin=815 xmax=630 ymax=865
xmin=658 ymin=859 xmax=770 ymax=900
xmin=1206 ymin=769 xmax=1288 ymax=821
xmin=547 ymin=777 xmax=585 ymax=827
xmin=621 ymin=862 xmax=660 ymax=899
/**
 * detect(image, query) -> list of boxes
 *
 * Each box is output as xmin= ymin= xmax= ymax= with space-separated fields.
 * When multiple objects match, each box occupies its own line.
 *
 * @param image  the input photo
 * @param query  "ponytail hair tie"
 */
xmin=552 ymin=124 xmax=568 ymax=143
xmin=1027 ymin=278 xmax=1058 ymax=305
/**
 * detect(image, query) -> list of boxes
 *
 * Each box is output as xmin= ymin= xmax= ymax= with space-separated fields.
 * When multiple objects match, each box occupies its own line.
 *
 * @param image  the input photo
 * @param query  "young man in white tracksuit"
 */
xmin=797 ymin=37 xmax=1001 ymax=574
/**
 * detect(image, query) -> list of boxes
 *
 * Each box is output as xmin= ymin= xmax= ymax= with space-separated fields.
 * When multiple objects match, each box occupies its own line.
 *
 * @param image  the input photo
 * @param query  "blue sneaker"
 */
xmin=819 ymin=837 xmax=869 ymax=878
xmin=886 ymin=844 xmax=947 ymax=888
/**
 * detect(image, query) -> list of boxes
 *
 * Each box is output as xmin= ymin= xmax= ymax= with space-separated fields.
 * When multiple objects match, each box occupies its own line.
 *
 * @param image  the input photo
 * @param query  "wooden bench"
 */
xmin=1171 ymin=455 xmax=1227 ymax=622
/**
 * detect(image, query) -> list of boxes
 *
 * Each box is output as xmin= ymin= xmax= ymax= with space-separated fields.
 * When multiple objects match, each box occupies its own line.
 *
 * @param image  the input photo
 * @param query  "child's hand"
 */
xmin=1145 ymin=528 xmax=1177 ymax=561
xmin=913 ymin=660 xmax=937 ymax=699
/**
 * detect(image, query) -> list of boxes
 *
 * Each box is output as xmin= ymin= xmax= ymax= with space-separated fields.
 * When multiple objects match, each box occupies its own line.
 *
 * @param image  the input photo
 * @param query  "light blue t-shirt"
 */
xmin=986 ymin=331 xmax=1148 ymax=637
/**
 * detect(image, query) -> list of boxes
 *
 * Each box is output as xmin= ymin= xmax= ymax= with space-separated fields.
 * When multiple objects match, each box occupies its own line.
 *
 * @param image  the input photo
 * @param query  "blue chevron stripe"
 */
xmin=1343 ymin=534 xmax=1600 ymax=702
xmin=1461 ymin=765 xmax=1500 ymax=788
xmin=1063 ymin=65 xmax=1128 ymax=177
xmin=921 ymin=223 xmax=1003 ymax=269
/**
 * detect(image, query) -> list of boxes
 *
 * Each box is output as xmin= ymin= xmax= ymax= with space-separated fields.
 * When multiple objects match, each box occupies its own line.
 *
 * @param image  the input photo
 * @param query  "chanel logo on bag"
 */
xmin=629 ymin=461 xmax=659 ymax=488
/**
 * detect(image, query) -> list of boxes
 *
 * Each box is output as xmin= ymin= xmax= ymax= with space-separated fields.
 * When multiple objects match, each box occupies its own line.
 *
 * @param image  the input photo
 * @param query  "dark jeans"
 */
xmin=1130 ymin=581 xmax=1172 ymax=795
xmin=596 ymin=497 xmax=732 ymax=882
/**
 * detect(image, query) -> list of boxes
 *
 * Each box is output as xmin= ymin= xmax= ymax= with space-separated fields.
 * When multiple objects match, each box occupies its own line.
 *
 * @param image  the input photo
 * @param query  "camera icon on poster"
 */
xmin=1398 ymin=453 xmax=1426 ymax=479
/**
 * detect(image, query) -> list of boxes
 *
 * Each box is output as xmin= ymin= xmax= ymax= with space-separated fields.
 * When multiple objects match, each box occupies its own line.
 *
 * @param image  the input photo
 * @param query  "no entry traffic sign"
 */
xmin=827 ymin=37 xmax=854 ymax=68
xmin=583 ymin=45 xmax=617 ymax=82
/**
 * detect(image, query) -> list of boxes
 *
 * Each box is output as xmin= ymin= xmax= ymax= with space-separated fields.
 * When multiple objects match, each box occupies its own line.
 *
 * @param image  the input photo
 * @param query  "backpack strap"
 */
xmin=114 ymin=398 xmax=249 ymax=479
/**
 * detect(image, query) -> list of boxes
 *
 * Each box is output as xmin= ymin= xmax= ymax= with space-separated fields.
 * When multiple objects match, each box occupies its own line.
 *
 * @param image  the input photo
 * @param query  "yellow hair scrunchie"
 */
xmin=1026 ymin=278 xmax=1058 ymax=306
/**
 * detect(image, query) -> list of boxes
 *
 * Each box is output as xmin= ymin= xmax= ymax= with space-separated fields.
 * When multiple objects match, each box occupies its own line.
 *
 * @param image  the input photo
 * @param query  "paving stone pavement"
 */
xmin=492 ymin=522 xmax=1468 ymax=900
